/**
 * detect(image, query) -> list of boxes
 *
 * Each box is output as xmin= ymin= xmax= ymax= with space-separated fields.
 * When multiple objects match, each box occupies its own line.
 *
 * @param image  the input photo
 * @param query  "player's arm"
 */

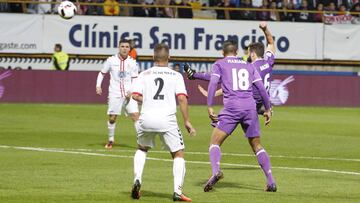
xmin=131 ymin=73 xmax=143 ymax=103
xmin=259 ymin=21 xmax=275 ymax=54
xmin=177 ymin=94 xmax=196 ymax=136
xmin=198 ymin=85 xmax=223 ymax=97
xmin=207 ymin=75 xmax=220 ymax=122
xmin=132 ymin=92 xmax=143 ymax=103
xmin=253 ymin=80 xmax=271 ymax=126
xmin=53 ymin=57 xmax=62 ymax=70
xmin=96 ymin=59 xmax=111 ymax=95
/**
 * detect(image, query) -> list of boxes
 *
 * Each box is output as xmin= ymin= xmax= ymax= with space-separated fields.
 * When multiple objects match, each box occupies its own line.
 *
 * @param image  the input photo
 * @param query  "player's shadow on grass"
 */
xmin=88 ymin=143 xmax=136 ymax=149
xmin=196 ymin=180 xmax=262 ymax=192
xmin=121 ymin=190 xmax=170 ymax=201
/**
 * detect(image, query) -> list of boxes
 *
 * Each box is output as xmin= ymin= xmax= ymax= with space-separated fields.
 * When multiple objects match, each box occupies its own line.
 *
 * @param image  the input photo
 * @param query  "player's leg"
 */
xmin=243 ymin=110 xmax=276 ymax=192
xmin=105 ymin=97 xmax=121 ymax=148
xmin=160 ymin=129 xmax=191 ymax=202
xmin=131 ymin=131 xmax=155 ymax=199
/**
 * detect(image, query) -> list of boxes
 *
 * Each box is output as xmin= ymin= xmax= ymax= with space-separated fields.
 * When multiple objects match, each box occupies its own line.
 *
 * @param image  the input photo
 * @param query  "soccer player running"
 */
xmin=185 ymin=21 xmax=275 ymax=115
xmin=204 ymin=40 xmax=277 ymax=192
xmin=96 ymin=39 xmax=140 ymax=149
xmin=131 ymin=43 xmax=196 ymax=202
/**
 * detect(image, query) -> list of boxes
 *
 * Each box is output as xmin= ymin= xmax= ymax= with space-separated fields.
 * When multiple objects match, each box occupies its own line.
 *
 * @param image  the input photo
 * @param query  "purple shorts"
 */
xmin=213 ymin=109 xmax=260 ymax=138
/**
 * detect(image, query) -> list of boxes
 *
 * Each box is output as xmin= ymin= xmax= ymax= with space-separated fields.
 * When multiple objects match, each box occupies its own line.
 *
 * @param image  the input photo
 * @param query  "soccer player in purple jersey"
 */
xmin=184 ymin=22 xmax=275 ymax=115
xmin=203 ymin=40 xmax=277 ymax=193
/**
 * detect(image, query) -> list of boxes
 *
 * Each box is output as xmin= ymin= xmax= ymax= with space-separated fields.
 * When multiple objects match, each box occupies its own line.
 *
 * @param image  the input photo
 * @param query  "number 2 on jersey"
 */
xmin=232 ymin=68 xmax=250 ymax=91
xmin=153 ymin=78 xmax=164 ymax=100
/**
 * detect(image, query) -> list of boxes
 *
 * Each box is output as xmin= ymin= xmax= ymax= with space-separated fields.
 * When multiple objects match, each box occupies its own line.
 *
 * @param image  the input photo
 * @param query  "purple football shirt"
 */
xmin=252 ymin=51 xmax=275 ymax=102
xmin=207 ymin=56 xmax=262 ymax=110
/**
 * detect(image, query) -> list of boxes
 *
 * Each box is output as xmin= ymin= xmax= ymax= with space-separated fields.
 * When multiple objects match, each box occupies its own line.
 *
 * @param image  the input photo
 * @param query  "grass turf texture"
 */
xmin=0 ymin=103 xmax=359 ymax=203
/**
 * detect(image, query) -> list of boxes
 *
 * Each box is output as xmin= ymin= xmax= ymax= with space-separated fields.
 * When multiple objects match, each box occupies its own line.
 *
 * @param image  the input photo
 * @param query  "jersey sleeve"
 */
xmin=264 ymin=51 xmax=275 ymax=66
xmin=132 ymin=73 xmax=144 ymax=96
xmin=211 ymin=63 xmax=221 ymax=79
xmin=175 ymin=74 xmax=188 ymax=97
xmin=100 ymin=58 xmax=111 ymax=73
xmin=251 ymin=64 xmax=262 ymax=83
xmin=131 ymin=61 xmax=139 ymax=78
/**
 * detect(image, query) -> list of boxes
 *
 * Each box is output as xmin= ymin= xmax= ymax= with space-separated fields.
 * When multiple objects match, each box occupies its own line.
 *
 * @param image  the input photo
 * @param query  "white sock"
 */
xmin=173 ymin=157 xmax=185 ymax=195
xmin=134 ymin=149 xmax=147 ymax=184
xmin=107 ymin=121 xmax=115 ymax=142
xmin=134 ymin=120 xmax=140 ymax=134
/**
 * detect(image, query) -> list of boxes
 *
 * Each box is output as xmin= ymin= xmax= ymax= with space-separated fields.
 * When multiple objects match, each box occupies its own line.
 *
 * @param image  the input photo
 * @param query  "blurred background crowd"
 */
xmin=0 ymin=0 xmax=359 ymax=22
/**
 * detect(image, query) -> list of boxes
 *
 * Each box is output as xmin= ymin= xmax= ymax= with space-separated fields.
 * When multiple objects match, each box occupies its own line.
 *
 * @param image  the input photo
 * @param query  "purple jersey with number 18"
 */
xmin=252 ymin=50 xmax=275 ymax=103
xmin=210 ymin=56 xmax=262 ymax=111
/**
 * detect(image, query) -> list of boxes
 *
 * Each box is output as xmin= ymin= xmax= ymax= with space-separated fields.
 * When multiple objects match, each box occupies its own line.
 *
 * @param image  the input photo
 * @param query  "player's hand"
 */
xmin=208 ymin=107 xmax=218 ymax=122
xmin=259 ymin=21 xmax=267 ymax=31
xmin=185 ymin=121 xmax=196 ymax=137
xmin=96 ymin=86 xmax=102 ymax=95
xmin=263 ymin=109 xmax=272 ymax=126
xmin=198 ymin=85 xmax=208 ymax=97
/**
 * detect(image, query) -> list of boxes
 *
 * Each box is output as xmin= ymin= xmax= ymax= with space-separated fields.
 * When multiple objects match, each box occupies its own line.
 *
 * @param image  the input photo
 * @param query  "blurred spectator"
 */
xmin=85 ymin=0 xmax=104 ymax=15
xmin=132 ymin=0 xmax=152 ymax=16
xmin=280 ymin=0 xmax=296 ymax=21
xmin=216 ymin=0 xmax=237 ymax=20
xmin=150 ymin=0 xmax=175 ymax=17
xmin=257 ymin=0 xmax=270 ymax=20
xmin=350 ymin=2 xmax=360 ymax=17
xmin=269 ymin=0 xmax=280 ymax=21
xmin=252 ymin=0 xmax=264 ymax=7
xmin=52 ymin=44 xmax=70 ymax=71
xmin=313 ymin=3 xmax=324 ymax=22
xmin=104 ymin=0 xmax=120 ymax=16
xmin=129 ymin=39 xmax=138 ymax=60
xmin=240 ymin=0 xmax=256 ymax=20
xmin=0 ymin=2 xmax=9 ymax=12
xmin=37 ymin=0 xmax=52 ymax=14
xmin=338 ymin=4 xmax=349 ymax=15
xmin=8 ymin=1 xmax=25 ymax=13
xmin=242 ymin=45 xmax=249 ymax=61
xmin=176 ymin=0 xmax=193 ymax=18
xmin=325 ymin=2 xmax=337 ymax=16
xmin=296 ymin=0 xmax=314 ymax=22
xmin=173 ymin=63 xmax=180 ymax=72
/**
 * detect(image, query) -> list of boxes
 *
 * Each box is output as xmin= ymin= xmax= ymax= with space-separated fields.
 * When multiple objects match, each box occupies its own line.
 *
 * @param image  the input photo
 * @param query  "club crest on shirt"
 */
xmin=118 ymin=71 xmax=126 ymax=78
xmin=269 ymin=75 xmax=295 ymax=105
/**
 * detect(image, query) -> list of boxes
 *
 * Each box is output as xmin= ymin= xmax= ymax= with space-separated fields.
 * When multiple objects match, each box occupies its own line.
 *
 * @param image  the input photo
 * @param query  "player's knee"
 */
xmin=171 ymin=150 xmax=184 ymax=159
xmin=109 ymin=118 xmax=116 ymax=124
xmin=138 ymin=145 xmax=149 ymax=152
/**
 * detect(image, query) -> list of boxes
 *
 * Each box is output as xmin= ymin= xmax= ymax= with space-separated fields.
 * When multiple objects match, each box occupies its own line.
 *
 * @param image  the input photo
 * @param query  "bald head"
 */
xmin=154 ymin=43 xmax=169 ymax=63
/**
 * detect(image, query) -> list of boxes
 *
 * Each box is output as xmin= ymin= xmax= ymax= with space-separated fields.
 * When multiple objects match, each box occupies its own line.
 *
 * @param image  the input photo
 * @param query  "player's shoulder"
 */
xmin=126 ymin=56 xmax=137 ymax=63
xmin=264 ymin=50 xmax=275 ymax=59
xmin=106 ymin=54 xmax=118 ymax=62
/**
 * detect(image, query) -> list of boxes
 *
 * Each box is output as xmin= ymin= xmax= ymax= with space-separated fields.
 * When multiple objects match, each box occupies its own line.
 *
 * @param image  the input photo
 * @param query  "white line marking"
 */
xmin=5 ymin=146 xmax=358 ymax=163
xmin=1 ymin=145 xmax=360 ymax=176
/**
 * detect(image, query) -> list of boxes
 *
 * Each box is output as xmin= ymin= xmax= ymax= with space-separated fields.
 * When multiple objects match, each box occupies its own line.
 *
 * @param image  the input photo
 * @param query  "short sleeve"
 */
xmin=101 ymin=58 xmax=111 ymax=73
xmin=132 ymin=73 xmax=144 ymax=95
xmin=175 ymin=74 xmax=188 ymax=97
xmin=264 ymin=51 xmax=275 ymax=66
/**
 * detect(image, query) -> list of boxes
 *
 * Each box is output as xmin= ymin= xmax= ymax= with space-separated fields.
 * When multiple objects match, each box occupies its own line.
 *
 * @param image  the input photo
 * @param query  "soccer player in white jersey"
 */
xmin=96 ymin=39 xmax=139 ymax=149
xmin=130 ymin=43 xmax=196 ymax=202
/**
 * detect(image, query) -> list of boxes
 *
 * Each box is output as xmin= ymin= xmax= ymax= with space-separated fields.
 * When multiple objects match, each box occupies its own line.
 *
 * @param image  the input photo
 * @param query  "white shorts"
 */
xmin=137 ymin=128 xmax=185 ymax=152
xmin=107 ymin=97 xmax=139 ymax=115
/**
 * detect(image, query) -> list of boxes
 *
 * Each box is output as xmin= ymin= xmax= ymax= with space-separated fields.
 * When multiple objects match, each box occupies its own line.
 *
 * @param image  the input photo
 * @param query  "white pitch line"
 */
xmin=6 ymin=146 xmax=359 ymax=163
xmin=1 ymin=145 xmax=360 ymax=176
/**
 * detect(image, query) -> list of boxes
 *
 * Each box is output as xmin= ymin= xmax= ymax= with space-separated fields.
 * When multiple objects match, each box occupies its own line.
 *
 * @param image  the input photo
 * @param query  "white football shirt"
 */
xmin=101 ymin=54 xmax=138 ymax=98
xmin=132 ymin=66 xmax=188 ymax=132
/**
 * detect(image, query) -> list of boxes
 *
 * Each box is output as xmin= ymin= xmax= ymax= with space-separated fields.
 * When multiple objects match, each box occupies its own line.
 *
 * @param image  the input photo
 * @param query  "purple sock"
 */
xmin=194 ymin=72 xmax=211 ymax=81
xmin=256 ymin=149 xmax=275 ymax=185
xmin=209 ymin=144 xmax=221 ymax=175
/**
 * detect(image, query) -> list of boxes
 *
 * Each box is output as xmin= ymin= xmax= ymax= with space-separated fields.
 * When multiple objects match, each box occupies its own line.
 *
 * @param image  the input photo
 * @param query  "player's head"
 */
xmin=54 ymin=44 xmax=62 ymax=52
xmin=118 ymin=39 xmax=131 ymax=58
xmin=222 ymin=40 xmax=238 ymax=57
xmin=153 ymin=43 xmax=170 ymax=64
xmin=248 ymin=42 xmax=265 ymax=62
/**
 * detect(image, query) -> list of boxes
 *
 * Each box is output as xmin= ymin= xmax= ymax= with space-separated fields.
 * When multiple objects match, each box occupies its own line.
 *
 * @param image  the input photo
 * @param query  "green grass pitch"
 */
xmin=0 ymin=103 xmax=359 ymax=203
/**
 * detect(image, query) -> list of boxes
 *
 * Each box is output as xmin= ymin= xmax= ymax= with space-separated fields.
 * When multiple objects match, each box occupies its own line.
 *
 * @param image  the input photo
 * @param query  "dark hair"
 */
xmin=119 ymin=39 xmax=131 ymax=45
xmin=222 ymin=40 xmax=238 ymax=55
xmin=154 ymin=43 xmax=169 ymax=62
xmin=55 ymin=43 xmax=62 ymax=51
xmin=249 ymin=42 xmax=265 ymax=57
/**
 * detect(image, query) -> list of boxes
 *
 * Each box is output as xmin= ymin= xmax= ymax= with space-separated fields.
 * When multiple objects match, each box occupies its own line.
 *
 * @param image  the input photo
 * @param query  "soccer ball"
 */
xmin=58 ymin=1 xmax=77 ymax=19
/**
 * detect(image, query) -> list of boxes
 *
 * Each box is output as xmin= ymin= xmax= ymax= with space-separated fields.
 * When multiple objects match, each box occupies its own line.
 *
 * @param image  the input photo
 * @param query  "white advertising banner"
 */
xmin=43 ymin=15 xmax=323 ymax=59
xmin=324 ymin=24 xmax=360 ymax=60
xmin=0 ymin=14 xmax=43 ymax=53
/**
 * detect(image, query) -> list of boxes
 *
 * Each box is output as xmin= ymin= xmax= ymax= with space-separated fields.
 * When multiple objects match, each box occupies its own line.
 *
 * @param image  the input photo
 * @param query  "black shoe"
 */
xmin=265 ymin=183 xmax=277 ymax=192
xmin=203 ymin=171 xmax=224 ymax=192
xmin=183 ymin=64 xmax=196 ymax=80
xmin=131 ymin=179 xmax=141 ymax=199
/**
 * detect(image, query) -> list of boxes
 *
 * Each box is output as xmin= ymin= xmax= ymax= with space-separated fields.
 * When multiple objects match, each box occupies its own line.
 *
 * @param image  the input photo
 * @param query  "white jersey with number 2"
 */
xmin=132 ymin=66 xmax=188 ymax=132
